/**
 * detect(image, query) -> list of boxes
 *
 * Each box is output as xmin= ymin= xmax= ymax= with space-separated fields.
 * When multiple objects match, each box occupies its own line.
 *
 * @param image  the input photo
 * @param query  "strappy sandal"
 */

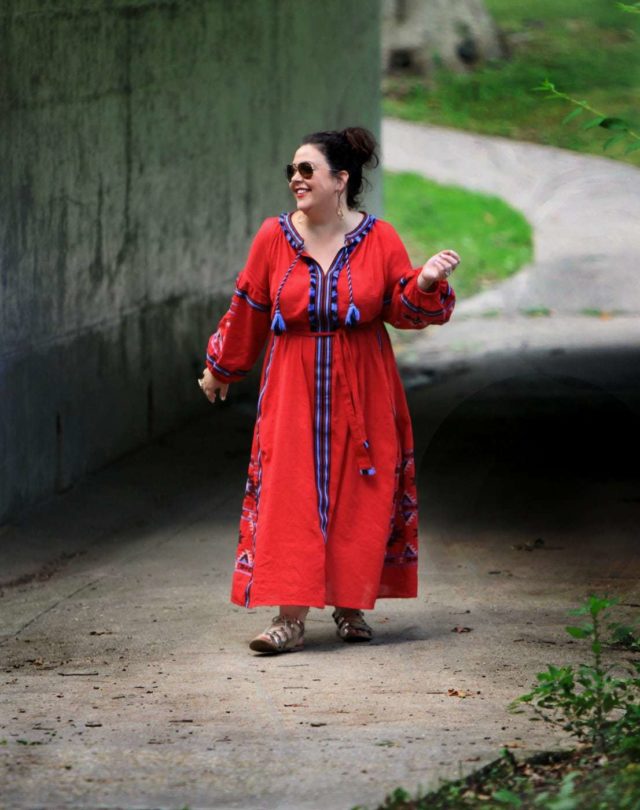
xmin=332 ymin=608 xmax=373 ymax=643
xmin=249 ymin=615 xmax=305 ymax=654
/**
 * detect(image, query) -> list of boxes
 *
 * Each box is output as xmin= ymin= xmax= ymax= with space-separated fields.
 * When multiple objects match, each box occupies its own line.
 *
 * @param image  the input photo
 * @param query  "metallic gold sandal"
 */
xmin=332 ymin=608 xmax=373 ymax=642
xmin=249 ymin=615 xmax=305 ymax=654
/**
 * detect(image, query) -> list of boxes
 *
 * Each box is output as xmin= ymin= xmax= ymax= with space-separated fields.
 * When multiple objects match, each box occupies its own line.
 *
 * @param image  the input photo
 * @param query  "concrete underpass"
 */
xmin=2 ymin=6 xmax=640 ymax=808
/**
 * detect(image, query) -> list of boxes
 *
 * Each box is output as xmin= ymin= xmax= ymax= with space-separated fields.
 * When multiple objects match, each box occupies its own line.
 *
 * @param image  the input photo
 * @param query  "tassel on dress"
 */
xmin=345 ymin=302 xmax=360 ymax=327
xmin=271 ymin=247 xmax=303 ymax=334
xmin=344 ymin=249 xmax=360 ymax=327
xmin=270 ymin=309 xmax=287 ymax=334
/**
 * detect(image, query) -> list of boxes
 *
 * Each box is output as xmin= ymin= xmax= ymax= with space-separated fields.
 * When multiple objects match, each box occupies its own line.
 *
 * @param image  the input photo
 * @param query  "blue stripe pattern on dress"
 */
xmin=234 ymin=287 xmax=269 ymax=312
xmin=206 ymin=355 xmax=250 ymax=378
xmin=279 ymin=211 xmax=377 ymax=543
xmin=400 ymin=293 xmax=444 ymax=317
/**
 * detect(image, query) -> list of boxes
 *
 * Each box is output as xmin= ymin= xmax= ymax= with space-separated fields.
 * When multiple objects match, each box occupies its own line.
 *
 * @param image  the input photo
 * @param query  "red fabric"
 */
xmin=206 ymin=213 xmax=455 ymax=609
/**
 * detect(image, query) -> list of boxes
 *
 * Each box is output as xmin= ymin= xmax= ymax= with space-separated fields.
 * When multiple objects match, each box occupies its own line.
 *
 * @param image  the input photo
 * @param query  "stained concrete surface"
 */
xmin=1 ymin=373 xmax=639 ymax=810
xmin=1 ymin=0 xmax=382 ymax=523
xmin=2 ymin=123 xmax=640 ymax=809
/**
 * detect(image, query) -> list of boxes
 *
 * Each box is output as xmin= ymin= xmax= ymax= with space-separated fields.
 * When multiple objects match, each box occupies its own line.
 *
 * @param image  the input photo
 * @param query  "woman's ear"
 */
xmin=336 ymin=169 xmax=349 ymax=194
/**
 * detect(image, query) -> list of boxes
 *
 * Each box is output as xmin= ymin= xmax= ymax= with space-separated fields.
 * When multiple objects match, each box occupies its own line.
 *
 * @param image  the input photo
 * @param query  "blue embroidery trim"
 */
xmin=206 ymin=355 xmax=250 ymax=378
xmin=234 ymin=287 xmax=269 ymax=312
xmin=400 ymin=294 xmax=445 ymax=317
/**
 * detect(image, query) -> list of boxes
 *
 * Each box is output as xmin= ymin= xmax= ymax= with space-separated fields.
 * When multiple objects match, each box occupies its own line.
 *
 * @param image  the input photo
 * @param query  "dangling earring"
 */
xmin=336 ymin=192 xmax=344 ymax=220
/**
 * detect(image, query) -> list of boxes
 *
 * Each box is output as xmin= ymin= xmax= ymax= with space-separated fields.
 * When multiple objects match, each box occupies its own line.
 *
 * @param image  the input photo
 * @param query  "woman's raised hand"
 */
xmin=418 ymin=249 xmax=461 ymax=290
xmin=198 ymin=367 xmax=229 ymax=404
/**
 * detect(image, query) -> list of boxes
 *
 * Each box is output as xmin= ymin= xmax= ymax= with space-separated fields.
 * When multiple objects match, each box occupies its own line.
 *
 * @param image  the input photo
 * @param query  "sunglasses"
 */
xmin=285 ymin=161 xmax=317 ymax=182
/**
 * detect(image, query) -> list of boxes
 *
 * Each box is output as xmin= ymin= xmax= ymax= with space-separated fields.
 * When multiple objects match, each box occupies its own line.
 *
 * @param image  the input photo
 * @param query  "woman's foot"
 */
xmin=249 ymin=615 xmax=305 ymax=654
xmin=332 ymin=608 xmax=373 ymax=642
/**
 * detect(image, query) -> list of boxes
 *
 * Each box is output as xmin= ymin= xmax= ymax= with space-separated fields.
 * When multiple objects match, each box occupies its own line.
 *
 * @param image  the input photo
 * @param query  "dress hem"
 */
xmin=230 ymin=592 xmax=418 ymax=610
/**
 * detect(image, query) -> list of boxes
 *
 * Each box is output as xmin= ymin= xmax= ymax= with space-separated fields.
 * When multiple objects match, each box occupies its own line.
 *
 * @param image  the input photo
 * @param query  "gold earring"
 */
xmin=336 ymin=193 xmax=344 ymax=219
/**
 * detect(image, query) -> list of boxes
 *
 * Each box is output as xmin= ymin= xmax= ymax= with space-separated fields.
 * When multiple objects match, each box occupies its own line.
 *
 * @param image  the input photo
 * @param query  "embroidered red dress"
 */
xmin=205 ymin=212 xmax=455 ymax=609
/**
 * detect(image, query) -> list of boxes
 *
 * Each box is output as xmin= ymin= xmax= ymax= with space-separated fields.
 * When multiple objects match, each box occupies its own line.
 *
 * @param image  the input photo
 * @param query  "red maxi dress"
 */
xmin=205 ymin=211 xmax=455 ymax=610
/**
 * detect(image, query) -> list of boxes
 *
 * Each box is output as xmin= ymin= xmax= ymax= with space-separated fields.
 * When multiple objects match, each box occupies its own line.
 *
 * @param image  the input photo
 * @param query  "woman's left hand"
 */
xmin=418 ymin=249 xmax=461 ymax=291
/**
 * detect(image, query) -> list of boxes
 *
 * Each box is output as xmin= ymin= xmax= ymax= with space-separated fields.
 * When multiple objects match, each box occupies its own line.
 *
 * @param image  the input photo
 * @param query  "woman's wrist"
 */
xmin=417 ymin=273 xmax=439 ymax=293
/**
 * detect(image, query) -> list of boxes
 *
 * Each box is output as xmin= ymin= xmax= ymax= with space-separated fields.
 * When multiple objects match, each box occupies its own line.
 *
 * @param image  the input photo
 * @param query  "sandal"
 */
xmin=249 ymin=615 xmax=305 ymax=654
xmin=332 ymin=608 xmax=373 ymax=643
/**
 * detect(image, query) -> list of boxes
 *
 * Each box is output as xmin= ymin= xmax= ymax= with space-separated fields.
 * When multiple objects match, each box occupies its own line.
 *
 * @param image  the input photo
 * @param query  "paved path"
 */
xmin=2 ymin=124 xmax=640 ymax=810
xmin=382 ymin=118 xmax=640 ymax=315
xmin=382 ymin=119 xmax=640 ymax=456
xmin=3 ymin=403 xmax=638 ymax=810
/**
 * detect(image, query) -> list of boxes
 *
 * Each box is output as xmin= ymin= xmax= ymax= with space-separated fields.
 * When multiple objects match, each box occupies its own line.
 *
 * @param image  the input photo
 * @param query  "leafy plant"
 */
xmin=533 ymin=79 xmax=640 ymax=155
xmin=618 ymin=2 xmax=640 ymax=14
xmin=510 ymin=595 xmax=640 ymax=754
xmin=533 ymin=2 xmax=640 ymax=156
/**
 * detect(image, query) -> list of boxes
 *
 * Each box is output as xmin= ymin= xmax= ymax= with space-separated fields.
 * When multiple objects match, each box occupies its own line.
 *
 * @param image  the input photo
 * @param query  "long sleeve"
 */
xmin=380 ymin=222 xmax=456 ymax=329
xmin=205 ymin=219 xmax=276 ymax=384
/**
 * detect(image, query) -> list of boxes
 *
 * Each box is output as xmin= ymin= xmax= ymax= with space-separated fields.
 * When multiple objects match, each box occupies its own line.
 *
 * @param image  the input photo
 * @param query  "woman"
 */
xmin=199 ymin=127 xmax=459 ymax=654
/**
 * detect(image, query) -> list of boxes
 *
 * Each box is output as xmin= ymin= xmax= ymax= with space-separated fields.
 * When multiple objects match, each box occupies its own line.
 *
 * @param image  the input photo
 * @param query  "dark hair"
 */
xmin=300 ymin=126 xmax=380 ymax=209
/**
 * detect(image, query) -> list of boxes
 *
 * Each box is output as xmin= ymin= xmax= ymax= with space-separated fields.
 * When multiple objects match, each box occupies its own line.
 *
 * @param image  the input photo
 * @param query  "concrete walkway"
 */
xmin=382 ymin=118 xmax=640 ymax=315
xmin=382 ymin=118 xmax=640 ymax=455
xmin=2 ymin=123 xmax=640 ymax=810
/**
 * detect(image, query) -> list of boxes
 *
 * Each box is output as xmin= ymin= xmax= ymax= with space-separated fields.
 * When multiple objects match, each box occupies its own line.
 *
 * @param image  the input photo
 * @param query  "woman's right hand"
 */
xmin=199 ymin=367 xmax=229 ymax=403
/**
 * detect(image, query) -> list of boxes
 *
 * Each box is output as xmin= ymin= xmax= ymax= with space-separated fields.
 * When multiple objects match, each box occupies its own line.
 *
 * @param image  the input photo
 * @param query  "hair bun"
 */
xmin=341 ymin=127 xmax=380 ymax=169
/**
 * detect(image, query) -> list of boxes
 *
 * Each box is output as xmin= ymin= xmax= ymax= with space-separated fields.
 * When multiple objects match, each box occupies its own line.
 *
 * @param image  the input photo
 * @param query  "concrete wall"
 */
xmin=0 ymin=0 xmax=382 ymax=523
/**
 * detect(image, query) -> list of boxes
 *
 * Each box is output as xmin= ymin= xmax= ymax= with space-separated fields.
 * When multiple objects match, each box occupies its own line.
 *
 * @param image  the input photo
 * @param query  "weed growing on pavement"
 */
xmin=509 ymin=595 xmax=640 ymax=755
xmin=360 ymin=595 xmax=640 ymax=809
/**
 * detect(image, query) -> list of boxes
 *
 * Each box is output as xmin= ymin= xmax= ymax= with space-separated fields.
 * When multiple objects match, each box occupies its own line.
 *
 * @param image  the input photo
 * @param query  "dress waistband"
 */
xmin=282 ymin=320 xmax=380 ymax=338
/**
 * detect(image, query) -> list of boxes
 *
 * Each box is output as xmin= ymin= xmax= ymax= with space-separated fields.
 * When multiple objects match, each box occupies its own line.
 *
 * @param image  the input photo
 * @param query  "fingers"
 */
xmin=428 ymin=249 xmax=460 ymax=279
xmin=437 ymin=250 xmax=460 ymax=267
xmin=197 ymin=373 xmax=229 ymax=404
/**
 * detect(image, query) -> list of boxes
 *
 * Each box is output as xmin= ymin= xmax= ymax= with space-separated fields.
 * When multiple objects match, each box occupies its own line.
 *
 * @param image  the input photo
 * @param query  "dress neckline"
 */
xmin=286 ymin=210 xmax=367 ymax=247
xmin=279 ymin=210 xmax=377 ymax=262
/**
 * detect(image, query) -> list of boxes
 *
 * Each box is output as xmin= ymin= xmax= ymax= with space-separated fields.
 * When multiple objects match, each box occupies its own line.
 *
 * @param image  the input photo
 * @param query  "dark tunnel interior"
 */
xmin=414 ymin=350 xmax=640 ymax=583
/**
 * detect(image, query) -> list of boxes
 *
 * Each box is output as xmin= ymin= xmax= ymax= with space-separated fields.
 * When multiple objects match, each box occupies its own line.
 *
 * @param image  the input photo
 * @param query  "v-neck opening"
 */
xmin=284 ymin=210 xmax=371 ymax=276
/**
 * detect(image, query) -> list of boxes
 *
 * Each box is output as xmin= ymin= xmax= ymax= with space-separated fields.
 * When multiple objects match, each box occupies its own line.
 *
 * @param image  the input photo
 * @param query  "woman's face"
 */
xmin=288 ymin=143 xmax=348 ymax=214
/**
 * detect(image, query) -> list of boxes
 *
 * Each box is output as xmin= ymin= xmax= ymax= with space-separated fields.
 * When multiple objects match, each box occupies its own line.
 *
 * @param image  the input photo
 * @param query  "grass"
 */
xmin=383 ymin=170 xmax=533 ymax=299
xmin=382 ymin=0 xmax=640 ymax=166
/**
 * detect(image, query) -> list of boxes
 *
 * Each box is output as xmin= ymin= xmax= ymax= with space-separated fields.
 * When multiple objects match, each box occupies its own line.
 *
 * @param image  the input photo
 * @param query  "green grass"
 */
xmin=384 ymin=170 xmax=533 ymax=299
xmin=382 ymin=0 xmax=640 ymax=165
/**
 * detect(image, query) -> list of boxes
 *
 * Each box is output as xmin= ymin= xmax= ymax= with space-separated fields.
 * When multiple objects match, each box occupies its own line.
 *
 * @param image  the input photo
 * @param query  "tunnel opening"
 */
xmin=417 ymin=369 xmax=640 ymax=569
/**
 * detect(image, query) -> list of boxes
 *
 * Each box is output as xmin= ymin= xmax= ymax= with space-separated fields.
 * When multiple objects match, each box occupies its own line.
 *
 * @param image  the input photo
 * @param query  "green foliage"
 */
xmin=533 ymin=79 xmax=640 ymax=155
xmin=618 ymin=3 xmax=640 ymax=14
xmin=382 ymin=0 xmax=640 ymax=165
xmin=520 ymin=308 xmax=551 ymax=317
xmin=363 ymin=596 xmax=639 ymax=810
xmin=510 ymin=595 xmax=640 ymax=754
xmin=383 ymin=171 xmax=533 ymax=300
xmin=533 ymin=771 xmax=580 ymax=810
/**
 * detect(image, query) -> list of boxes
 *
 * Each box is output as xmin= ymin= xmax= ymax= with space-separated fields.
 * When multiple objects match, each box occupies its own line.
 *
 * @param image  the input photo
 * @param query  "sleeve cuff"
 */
xmin=404 ymin=273 xmax=449 ymax=304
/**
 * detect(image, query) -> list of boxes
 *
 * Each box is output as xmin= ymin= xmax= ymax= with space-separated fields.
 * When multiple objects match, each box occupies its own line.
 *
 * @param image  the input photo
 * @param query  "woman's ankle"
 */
xmin=279 ymin=605 xmax=309 ymax=623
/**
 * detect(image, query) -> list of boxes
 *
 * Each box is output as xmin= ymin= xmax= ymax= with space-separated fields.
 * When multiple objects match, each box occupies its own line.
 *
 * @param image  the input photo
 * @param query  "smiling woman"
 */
xmin=198 ymin=126 xmax=460 ymax=655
